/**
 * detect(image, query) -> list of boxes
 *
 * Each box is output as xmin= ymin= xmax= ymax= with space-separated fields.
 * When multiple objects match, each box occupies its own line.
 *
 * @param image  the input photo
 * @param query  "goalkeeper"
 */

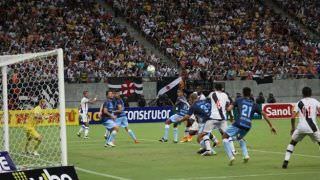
xmin=24 ymin=99 xmax=47 ymax=156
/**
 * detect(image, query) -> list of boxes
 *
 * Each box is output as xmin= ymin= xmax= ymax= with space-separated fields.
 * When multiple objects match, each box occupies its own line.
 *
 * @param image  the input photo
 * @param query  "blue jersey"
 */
xmin=175 ymin=96 xmax=189 ymax=116
xmin=114 ymin=98 xmax=126 ymax=117
xmin=102 ymin=98 xmax=115 ymax=120
xmin=233 ymin=97 xmax=261 ymax=130
xmin=188 ymin=99 xmax=211 ymax=123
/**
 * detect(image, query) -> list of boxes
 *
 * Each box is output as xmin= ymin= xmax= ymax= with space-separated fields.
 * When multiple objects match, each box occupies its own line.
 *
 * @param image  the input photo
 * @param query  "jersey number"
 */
xmin=303 ymin=106 xmax=312 ymax=119
xmin=241 ymin=104 xmax=252 ymax=118
xmin=200 ymin=104 xmax=210 ymax=113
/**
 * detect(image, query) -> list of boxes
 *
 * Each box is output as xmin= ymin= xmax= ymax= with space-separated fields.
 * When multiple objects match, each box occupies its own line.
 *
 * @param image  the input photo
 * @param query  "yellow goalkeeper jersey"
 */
xmin=25 ymin=105 xmax=42 ymax=129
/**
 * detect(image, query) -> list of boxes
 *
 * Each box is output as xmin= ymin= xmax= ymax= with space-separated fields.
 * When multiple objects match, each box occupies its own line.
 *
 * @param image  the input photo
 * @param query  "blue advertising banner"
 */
xmin=87 ymin=106 xmax=173 ymax=124
xmin=0 ymin=151 xmax=17 ymax=173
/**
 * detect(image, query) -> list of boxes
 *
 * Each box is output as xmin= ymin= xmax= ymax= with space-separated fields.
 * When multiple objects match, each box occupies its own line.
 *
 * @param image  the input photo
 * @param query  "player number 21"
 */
xmin=241 ymin=104 xmax=252 ymax=117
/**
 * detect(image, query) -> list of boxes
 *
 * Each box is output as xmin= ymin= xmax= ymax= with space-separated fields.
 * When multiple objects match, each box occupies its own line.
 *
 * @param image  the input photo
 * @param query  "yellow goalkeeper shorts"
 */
xmin=25 ymin=128 xmax=41 ymax=139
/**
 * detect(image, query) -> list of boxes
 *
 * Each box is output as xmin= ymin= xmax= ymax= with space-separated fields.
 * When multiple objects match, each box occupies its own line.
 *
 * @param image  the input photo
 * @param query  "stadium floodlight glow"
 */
xmin=0 ymin=49 xmax=67 ymax=169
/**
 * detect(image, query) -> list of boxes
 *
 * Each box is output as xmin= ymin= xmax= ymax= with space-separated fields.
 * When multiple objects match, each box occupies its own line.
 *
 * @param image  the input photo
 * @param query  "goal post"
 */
xmin=0 ymin=49 xmax=67 ymax=168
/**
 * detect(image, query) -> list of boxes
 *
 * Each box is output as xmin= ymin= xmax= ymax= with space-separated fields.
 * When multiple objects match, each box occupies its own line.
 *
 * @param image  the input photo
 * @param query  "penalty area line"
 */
xmin=75 ymin=167 xmax=131 ymax=180
xmin=167 ymin=171 xmax=320 ymax=180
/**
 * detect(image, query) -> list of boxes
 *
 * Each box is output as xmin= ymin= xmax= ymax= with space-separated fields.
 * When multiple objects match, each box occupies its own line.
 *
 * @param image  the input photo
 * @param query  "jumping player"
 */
xmin=101 ymin=90 xmax=119 ymax=147
xmin=178 ymin=93 xmax=219 ymax=155
xmin=159 ymin=90 xmax=189 ymax=143
xmin=222 ymin=87 xmax=276 ymax=165
xmin=77 ymin=91 xmax=97 ymax=139
xmin=114 ymin=91 xmax=139 ymax=144
xmin=282 ymin=87 xmax=320 ymax=169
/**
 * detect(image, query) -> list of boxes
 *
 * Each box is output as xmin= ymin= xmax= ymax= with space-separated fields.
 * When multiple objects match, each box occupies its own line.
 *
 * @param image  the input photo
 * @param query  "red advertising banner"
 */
xmin=262 ymin=103 xmax=320 ymax=119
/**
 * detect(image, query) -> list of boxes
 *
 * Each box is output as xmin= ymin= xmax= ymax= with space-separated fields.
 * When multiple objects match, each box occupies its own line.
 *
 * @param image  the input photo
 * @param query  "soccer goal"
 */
xmin=0 ymin=49 xmax=67 ymax=169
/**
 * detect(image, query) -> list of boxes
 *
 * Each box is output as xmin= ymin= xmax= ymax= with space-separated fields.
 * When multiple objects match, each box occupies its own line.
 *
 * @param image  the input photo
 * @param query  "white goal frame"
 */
xmin=0 ymin=48 xmax=67 ymax=166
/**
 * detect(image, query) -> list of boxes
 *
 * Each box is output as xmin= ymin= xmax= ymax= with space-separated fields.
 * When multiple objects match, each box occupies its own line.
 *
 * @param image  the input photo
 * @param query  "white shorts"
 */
xmin=291 ymin=129 xmax=320 ymax=142
xmin=189 ymin=121 xmax=199 ymax=131
xmin=80 ymin=113 xmax=89 ymax=123
xmin=203 ymin=120 xmax=227 ymax=134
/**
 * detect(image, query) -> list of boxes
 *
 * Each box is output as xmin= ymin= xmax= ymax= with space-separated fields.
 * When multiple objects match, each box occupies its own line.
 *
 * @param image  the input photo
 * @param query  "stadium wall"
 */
xmin=65 ymin=81 xmax=157 ymax=108
xmin=65 ymin=79 xmax=319 ymax=108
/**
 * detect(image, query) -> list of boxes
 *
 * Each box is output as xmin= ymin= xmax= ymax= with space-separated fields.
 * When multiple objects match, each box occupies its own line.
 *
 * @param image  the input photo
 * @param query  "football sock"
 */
xmin=209 ymin=133 xmax=218 ymax=143
xmin=184 ymin=127 xmax=190 ymax=137
xmin=239 ymin=139 xmax=249 ymax=158
xmin=284 ymin=143 xmax=295 ymax=161
xmin=78 ymin=125 xmax=85 ymax=134
xmin=229 ymin=137 xmax=236 ymax=153
xmin=223 ymin=138 xmax=234 ymax=160
xmin=173 ymin=128 xmax=178 ymax=142
xmin=128 ymin=129 xmax=137 ymax=141
xmin=84 ymin=126 xmax=89 ymax=137
xmin=203 ymin=135 xmax=212 ymax=151
xmin=107 ymin=130 xmax=117 ymax=144
xmin=200 ymin=140 xmax=206 ymax=149
xmin=163 ymin=124 xmax=170 ymax=140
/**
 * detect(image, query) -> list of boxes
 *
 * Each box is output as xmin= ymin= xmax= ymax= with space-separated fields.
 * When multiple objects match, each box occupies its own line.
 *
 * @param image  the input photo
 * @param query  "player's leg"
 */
xmin=122 ymin=116 xmax=139 ymax=143
xmin=105 ymin=120 xmax=119 ymax=147
xmin=209 ymin=132 xmax=219 ymax=147
xmin=173 ymin=122 xmax=180 ymax=143
xmin=77 ymin=114 xmax=86 ymax=137
xmin=31 ymin=130 xmax=42 ymax=156
xmin=200 ymin=120 xmax=215 ymax=156
xmin=25 ymin=131 xmax=32 ymax=154
xmin=219 ymin=121 xmax=236 ymax=155
xmin=83 ymin=122 xmax=90 ymax=139
xmin=237 ymin=130 xmax=250 ymax=163
xmin=181 ymin=118 xmax=193 ymax=142
xmin=222 ymin=126 xmax=239 ymax=165
xmin=282 ymin=130 xmax=304 ymax=169
xmin=160 ymin=115 xmax=175 ymax=142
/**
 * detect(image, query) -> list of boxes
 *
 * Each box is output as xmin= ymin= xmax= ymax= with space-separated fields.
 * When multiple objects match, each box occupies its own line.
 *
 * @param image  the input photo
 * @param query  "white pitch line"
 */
xmin=69 ymin=138 xmax=320 ymax=159
xmin=75 ymin=167 xmax=131 ymax=180
xmin=167 ymin=171 xmax=320 ymax=180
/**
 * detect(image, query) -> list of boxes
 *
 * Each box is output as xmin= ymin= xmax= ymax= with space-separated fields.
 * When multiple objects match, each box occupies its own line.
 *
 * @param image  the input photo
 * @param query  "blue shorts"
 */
xmin=168 ymin=114 xmax=184 ymax=123
xmin=226 ymin=125 xmax=249 ymax=139
xmin=102 ymin=119 xmax=117 ymax=130
xmin=116 ymin=116 xmax=129 ymax=128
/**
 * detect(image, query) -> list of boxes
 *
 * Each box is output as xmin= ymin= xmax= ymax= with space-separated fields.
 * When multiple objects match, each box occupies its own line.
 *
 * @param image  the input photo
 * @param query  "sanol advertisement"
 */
xmin=262 ymin=103 xmax=320 ymax=119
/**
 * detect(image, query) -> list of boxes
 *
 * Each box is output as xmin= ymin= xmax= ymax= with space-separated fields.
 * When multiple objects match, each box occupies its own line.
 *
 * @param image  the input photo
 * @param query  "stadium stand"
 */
xmin=109 ymin=0 xmax=320 ymax=80
xmin=274 ymin=0 xmax=320 ymax=34
xmin=0 ymin=0 xmax=177 ymax=83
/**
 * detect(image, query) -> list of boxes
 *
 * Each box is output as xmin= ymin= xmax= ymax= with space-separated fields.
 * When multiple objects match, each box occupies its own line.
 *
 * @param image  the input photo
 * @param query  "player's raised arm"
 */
xmin=88 ymin=96 xmax=97 ymax=104
xmin=261 ymin=111 xmax=277 ymax=134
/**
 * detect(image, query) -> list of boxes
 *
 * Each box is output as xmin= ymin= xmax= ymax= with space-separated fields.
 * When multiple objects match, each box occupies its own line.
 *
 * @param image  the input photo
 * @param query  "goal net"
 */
xmin=0 ymin=49 xmax=67 ymax=169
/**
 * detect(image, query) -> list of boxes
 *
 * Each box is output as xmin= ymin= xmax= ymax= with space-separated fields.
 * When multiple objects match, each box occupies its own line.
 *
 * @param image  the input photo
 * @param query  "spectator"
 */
xmin=137 ymin=94 xmax=146 ymax=107
xmin=256 ymin=92 xmax=265 ymax=104
xmin=267 ymin=93 xmax=276 ymax=103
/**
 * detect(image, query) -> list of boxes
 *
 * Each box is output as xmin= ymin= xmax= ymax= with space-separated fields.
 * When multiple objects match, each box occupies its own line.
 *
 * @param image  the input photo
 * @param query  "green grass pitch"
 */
xmin=67 ymin=119 xmax=320 ymax=180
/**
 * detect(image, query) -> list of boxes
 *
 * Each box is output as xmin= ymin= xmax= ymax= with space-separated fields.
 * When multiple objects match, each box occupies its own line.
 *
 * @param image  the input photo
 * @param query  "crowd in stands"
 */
xmin=0 ymin=0 xmax=177 ymax=83
xmin=110 ymin=0 xmax=320 ymax=81
xmin=275 ymin=0 xmax=320 ymax=34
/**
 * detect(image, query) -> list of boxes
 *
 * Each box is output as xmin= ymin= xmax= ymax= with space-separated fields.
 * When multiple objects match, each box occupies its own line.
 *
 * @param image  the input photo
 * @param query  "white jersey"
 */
xmin=80 ymin=97 xmax=90 ymax=115
xmin=209 ymin=91 xmax=230 ymax=120
xmin=294 ymin=97 xmax=320 ymax=133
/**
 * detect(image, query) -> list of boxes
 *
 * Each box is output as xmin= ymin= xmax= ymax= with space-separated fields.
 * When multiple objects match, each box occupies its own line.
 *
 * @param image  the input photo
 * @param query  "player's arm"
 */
xmin=103 ymin=106 xmax=115 ymax=120
xmin=290 ymin=111 xmax=298 ymax=135
xmin=88 ymin=97 xmax=97 ymax=104
xmin=290 ymin=103 xmax=300 ymax=135
xmin=178 ymin=114 xmax=191 ymax=123
xmin=114 ymin=104 xmax=123 ymax=114
xmin=261 ymin=111 xmax=277 ymax=134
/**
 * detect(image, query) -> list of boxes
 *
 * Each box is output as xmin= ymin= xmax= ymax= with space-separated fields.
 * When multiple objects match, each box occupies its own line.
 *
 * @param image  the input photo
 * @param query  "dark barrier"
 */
xmin=88 ymin=106 xmax=173 ymax=124
xmin=0 ymin=151 xmax=17 ymax=173
xmin=0 ymin=166 xmax=79 ymax=180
